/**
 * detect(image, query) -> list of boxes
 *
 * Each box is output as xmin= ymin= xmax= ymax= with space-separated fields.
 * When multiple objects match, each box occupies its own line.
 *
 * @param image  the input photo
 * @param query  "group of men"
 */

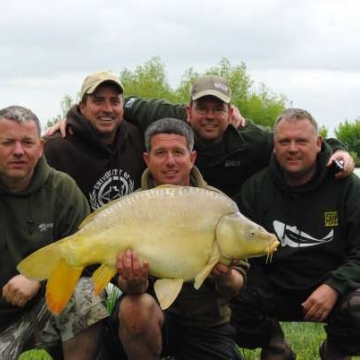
xmin=1 ymin=70 xmax=360 ymax=360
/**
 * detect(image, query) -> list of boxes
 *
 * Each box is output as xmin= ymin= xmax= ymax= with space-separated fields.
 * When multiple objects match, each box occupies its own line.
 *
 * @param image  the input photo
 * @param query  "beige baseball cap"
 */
xmin=190 ymin=75 xmax=231 ymax=103
xmin=80 ymin=71 xmax=124 ymax=100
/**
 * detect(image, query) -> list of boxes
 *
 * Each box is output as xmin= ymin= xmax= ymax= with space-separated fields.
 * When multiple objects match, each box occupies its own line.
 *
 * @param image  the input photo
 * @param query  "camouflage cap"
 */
xmin=190 ymin=75 xmax=231 ymax=103
xmin=80 ymin=71 xmax=124 ymax=100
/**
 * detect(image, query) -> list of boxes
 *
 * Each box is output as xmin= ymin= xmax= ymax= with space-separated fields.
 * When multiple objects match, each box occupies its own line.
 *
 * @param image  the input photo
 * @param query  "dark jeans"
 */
xmin=230 ymin=281 xmax=360 ymax=356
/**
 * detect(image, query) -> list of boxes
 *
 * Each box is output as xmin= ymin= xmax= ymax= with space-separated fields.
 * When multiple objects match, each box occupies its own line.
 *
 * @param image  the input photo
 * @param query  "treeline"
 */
xmin=49 ymin=57 xmax=360 ymax=163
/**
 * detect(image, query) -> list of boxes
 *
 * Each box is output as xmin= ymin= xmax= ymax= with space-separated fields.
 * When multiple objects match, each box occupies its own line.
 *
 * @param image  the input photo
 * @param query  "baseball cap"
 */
xmin=190 ymin=75 xmax=231 ymax=103
xmin=80 ymin=71 xmax=124 ymax=100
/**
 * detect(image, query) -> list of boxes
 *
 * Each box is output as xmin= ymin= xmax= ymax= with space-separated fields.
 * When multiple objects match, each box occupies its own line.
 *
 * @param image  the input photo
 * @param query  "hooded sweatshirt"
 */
xmin=237 ymin=142 xmax=360 ymax=296
xmin=44 ymin=105 xmax=146 ymax=211
xmin=0 ymin=157 xmax=90 ymax=328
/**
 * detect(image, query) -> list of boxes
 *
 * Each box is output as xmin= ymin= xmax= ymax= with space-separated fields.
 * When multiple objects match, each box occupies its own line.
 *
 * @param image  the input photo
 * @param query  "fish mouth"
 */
xmin=265 ymin=237 xmax=280 ymax=263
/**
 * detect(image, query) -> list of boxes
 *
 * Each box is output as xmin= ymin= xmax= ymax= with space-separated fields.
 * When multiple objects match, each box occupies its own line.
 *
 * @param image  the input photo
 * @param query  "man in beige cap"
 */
xmin=44 ymin=71 xmax=145 ymax=211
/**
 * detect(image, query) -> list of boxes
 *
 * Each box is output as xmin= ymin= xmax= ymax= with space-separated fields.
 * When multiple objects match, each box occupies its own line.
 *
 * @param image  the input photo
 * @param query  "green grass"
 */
xmin=239 ymin=322 xmax=360 ymax=359
xmin=20 ymin=322 xmax=360 ymax=359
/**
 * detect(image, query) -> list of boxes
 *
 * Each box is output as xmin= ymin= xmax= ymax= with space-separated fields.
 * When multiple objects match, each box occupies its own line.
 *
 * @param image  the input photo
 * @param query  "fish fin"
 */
xmin=194 ymin=243 xmax=220 ymax=289
xmin=46 ymin=257 xmax=83 ymax=315
xmin=154 ymin=278 xmax=183 ymax=310
xmin=92 ymin=264 xmax=117 ymax=296
xmin=17 ymin=240 xmax=67 ymax=280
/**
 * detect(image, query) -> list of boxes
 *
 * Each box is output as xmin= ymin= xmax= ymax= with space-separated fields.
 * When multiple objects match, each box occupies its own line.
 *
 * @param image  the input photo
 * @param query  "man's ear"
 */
xmin=190 ymin=150 xmax=197 ymax=166
xmin=316 ymin=135 xmax=323 ymax=153
xmin=143 ymin=152 xmax=150 ymax=167
xmin=185 ymin=104 xmax=191 ymax=124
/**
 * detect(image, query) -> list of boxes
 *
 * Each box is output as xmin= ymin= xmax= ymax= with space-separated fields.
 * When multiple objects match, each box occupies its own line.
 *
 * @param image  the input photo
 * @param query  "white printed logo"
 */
xmin=38 ymin=223 xmax=54 ymax=233
xmin=89 ymin=169 xmax=134 ymax=210
xmin=273 ymin=220 xmax=333 ymax=248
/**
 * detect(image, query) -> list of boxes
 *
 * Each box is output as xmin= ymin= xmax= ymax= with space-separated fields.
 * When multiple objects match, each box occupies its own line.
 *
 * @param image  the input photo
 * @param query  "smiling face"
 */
xmin=274 ymin=117 xmax=322 ymax=186
xmin=0 ymin=118 xmax=44 ymax=192
xmin=79 ymin=82 xmax=124 ymax=144
xmin=143 ymin=133 xmax=197 ymax=186
xmin=186 ymin=96 xmax=231 ymax=142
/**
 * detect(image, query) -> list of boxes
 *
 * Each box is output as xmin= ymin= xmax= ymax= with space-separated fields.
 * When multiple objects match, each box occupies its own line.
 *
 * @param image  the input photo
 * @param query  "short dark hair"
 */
xmin=0 ymin=105 xmax=41 ymax=136
xmin=144 ymin=118 xmax=194 ymax=152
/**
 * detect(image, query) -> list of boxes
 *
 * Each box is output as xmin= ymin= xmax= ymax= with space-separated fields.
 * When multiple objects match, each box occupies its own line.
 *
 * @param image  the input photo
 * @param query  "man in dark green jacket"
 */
xmin=231 ymin=108 xmax=360 ymax=360
xmin=0 ymin=106 xmax=108 ymax=359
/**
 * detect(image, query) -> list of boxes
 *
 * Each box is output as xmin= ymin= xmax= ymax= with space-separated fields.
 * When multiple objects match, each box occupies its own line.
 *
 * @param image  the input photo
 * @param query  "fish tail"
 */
xmin=17 ymin=240 xmax=67 ymax=280
xmin=46 ymin=257 xmax=83 ymax=315
xmin=92 ymin=264 xmax=117 ymax=296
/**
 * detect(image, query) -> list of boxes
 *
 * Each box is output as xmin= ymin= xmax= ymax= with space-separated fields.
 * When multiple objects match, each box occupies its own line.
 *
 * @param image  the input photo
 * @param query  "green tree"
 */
xmin=49 ymin=57 xmax=289 ymax=128
xmin=120 ymin=57 xmax=176 ymax=101
xmin=334 ymin=119 xmax=360 ymax=157
xmin=46 ymin=95 xmax=75 ymax=129
xmin=319 ymin=125 xmax=328 ymax=138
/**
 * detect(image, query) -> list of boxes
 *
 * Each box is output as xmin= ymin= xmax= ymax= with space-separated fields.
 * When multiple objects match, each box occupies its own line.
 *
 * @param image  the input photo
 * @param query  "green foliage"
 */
xmin=50 ymin=57 xmax=289 ymax=128
xmin=19 ymin=348 xmax=53 ymax=360
xmin=319 ymin=125 xmax=328 ymax=138
xmin=46 ymin=95 xmax=75 ymax=129
xmin=120 ymin=57 xmax=176 ymax=101
xmin=335 ymin=119 xmax=360 ymax=158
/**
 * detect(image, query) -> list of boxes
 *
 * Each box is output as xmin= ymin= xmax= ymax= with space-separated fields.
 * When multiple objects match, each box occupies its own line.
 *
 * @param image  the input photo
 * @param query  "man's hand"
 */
xmin=229 ymin=105 xmax=246 ymax=128
xmin=43 ymin=119 xmax=68 ymax=138
xmin=116 ymin=249 xmax=149 ymax=294
xmin=327 ymin=150 xmax=354 ymax=179
xmin=302 ymin=284 xmax=338 ymax=321
xmin=2 ymin=275 xmax=41 ymax=307
xmin=211 ymin=262 xmax=245 ymax=299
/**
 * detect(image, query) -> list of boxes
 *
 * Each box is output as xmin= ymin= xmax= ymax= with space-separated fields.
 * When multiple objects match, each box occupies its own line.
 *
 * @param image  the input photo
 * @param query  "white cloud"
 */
xmin=1 ymin=0 xmax=360 ymax=134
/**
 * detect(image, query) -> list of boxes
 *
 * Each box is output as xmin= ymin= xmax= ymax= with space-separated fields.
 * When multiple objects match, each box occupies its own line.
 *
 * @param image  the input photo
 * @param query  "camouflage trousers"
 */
xmin=0 ymin=277 xmax=109 ymax=359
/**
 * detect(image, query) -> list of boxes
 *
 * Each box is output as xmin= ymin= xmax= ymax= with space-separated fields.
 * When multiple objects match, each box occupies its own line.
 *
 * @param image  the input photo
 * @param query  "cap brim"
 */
xmin=192 ymin=90 xmax=230 ymax=103
xmin=86 ymin=80 xmax=123 ymax=94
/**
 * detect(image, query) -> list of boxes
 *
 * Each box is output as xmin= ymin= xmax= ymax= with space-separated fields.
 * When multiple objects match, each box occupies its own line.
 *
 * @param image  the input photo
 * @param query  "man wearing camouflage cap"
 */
xmin=44 ymin=71 xmax=145 ymax=211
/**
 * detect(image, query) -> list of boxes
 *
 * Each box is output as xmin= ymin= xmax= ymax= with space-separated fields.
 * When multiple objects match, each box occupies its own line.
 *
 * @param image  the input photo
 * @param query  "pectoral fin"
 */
xmin=46 ymin=257 xmax=83 ymax=316
xmin=154 ymin=278 xmax=183 ymax=310
xmin=194 ymin=242 xmax=220 ymax=289
xmin=92 ymin=264 xmax=117 ymax=296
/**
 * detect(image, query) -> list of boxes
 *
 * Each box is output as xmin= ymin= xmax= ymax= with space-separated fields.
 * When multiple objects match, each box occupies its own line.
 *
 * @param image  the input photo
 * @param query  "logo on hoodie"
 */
xmin=89 ymin=168 xmax=134 ymax=210
xmin=273 ymin=220 xmax=334 ymax=248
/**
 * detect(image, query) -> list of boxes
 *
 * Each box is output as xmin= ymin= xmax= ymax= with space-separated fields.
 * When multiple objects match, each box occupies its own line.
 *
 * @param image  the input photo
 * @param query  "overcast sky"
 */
xmin=2 ymin=0 xmax=360 ymax=135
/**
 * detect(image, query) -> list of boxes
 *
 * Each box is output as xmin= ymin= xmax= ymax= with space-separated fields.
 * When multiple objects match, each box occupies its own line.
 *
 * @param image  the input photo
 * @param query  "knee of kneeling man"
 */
xmin=119 ymin=294 xmax=160 ymax=325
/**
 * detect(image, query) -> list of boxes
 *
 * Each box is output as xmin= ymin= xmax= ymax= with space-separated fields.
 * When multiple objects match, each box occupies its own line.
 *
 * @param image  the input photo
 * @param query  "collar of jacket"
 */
xmin=140 ymin=166 xmax=209 ymax=190
xmin=194 ymin=125 xmax=247 ymax=167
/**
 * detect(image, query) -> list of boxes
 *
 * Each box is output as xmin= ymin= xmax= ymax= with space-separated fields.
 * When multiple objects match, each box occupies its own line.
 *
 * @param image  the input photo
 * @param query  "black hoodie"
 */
xmin=44 ymin=105 xmax=146 ymax=211
xmin=236 ymin=142 xmax=360 ymax=296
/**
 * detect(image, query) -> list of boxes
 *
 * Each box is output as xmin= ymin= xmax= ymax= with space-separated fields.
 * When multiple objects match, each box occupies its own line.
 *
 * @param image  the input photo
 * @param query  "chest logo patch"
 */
xmin=89 ymin=169 xmax=134 ymax=211
xmin=324 ymin=211 xmax=339 ymax=227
